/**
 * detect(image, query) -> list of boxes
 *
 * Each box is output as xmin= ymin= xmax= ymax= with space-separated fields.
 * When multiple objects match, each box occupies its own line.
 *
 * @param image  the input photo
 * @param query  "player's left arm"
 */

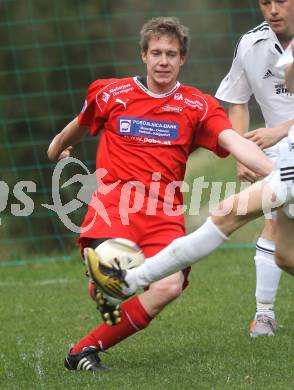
xmin=218 ymin=129 xmax=272 ymax=177
xmin=285 ymin=40 xmax=294 ymax=93
xmin=243 ymin=118 xmax=294 ymax=149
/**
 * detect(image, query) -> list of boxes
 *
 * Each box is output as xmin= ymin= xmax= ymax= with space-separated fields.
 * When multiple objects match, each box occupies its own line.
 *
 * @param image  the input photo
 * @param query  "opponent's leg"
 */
xmin=123 ymin=217 xmax=228 ymax=291
xmin=275 ymin=209 xmax=294 ymax=275
xmin=250 ymin=219 xmax=281 ymax=337
xmin=125 ymin=180 xmax=276 ymax=291
xmin=90 ymin=180 xmax=281 ymax=297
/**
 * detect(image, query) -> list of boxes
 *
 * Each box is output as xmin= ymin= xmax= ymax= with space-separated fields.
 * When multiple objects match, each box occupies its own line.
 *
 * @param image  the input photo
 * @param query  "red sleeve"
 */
xmin=78 ymin=79 xmax=116 ymax=136
xmin=193 ymin=94 xmax=232 ymax=158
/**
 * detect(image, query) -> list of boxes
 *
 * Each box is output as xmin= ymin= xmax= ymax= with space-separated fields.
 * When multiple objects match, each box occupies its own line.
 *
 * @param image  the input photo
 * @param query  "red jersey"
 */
xmin=78 ymin=76 xmax=231 ymax=237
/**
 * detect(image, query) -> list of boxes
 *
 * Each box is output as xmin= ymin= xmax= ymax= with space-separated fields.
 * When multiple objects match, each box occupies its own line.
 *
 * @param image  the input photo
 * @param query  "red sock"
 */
xmin=71 ymin=296 xmax=153 ymax=353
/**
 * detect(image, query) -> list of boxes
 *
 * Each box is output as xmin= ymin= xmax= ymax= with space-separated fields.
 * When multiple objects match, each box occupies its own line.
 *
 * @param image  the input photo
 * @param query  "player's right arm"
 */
xmin=218 ymin=129 xmax=272 ymax=178
xmin=47 ymin=117 xmax=88 ymax=162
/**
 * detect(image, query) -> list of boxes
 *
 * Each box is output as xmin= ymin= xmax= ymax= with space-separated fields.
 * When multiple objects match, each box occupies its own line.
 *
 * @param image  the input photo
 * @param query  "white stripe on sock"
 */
xmin=125 ymin=311 xmax=140 ymax=331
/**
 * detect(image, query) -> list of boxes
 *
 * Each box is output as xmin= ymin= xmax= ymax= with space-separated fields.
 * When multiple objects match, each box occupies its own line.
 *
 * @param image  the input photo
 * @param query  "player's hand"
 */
xmin=244 ymin=127 xmax=285 ymax=149
xmin=58 ymin=146 xmax=73 ymax=160
xmin=47 ymin=143 xmax=73 ymax=162
xmin=236 ymin=162 xmax=259 ymax=183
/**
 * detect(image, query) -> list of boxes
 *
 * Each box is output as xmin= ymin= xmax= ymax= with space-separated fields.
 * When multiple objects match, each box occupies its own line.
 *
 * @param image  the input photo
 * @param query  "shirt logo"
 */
xmin=109 ymin=83 xmax=134 ymax=96
xmin=119 ymin=119 xmax=132 ymax=133
xmin=263 ymin=69 xmax=274 ymax=79
xmin=274 ymin=83 xmax=292 ymax=96
xmin=184 ymin=98 xmax=204 ymax=109
xmin=102 ymin=92 xmax=110 ymax=103
xmin=174 ymin=93 xmax=183 ymax=100
xmin=118 ymin=117 xmax=179 ymax=140
xmin=161 ymin=105 xmax=183 ymax=113
xmin=115 ymin=98 xmax=128 ymax=109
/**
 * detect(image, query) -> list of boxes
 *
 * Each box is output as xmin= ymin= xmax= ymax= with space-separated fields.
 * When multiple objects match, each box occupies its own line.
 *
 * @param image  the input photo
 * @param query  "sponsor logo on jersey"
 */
xmin=184 ymin=98 xmax=204 ymax=109
xmin=115 ymin=98 xmax=128 ymax=109
xmin=118 ymin=117 xmax=179 ymax=140
xmin=174 ymin=93 xmax=183 ymax=100
xmin=119 ymin=119 xmax=132 ymax=133
xmin=81 ymin=99 xmax=87 ymax=113
xmin=126 ymin=135 xmax=171 ymax=145
xmin=274 ymin=83 xmax=293 ymax=96
xmin=109 ymin=83 xmax=134 ymax=96
xmin=263 ymin=69 xmax=274 ymax=79
xmin=102 ymin=92 xmax=110 ymax=103
xmin=161 ymin=104 xmax=183 ymax=113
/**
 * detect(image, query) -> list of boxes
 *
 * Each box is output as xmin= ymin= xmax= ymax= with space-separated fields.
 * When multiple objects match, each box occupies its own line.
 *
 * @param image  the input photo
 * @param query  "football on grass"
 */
xmin=94 ymin=238 xmax=145 ymax=271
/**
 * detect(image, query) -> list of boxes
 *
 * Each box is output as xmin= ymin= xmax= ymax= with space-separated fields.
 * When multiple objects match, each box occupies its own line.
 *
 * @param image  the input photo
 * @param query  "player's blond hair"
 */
xmin=140 ymin=17 xmax=190 ymax=57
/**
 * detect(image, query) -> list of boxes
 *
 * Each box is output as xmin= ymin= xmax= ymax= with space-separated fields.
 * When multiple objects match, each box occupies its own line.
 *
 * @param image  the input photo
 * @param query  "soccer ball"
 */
xmin=93 ymin=238 xmax=145 ymax=306
xmin=94 ymin=238 xmax=145 ymax=270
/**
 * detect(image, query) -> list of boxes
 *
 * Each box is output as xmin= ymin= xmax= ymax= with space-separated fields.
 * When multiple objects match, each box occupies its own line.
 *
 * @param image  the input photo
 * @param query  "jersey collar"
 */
xmin=268 ymin=26 xmax=284 ymax=55
xmin=133 ymin=76 xmax=181 ymax=98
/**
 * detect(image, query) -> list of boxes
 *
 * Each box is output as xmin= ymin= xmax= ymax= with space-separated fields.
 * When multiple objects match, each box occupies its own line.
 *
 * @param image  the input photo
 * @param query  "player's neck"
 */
xmin=145 ymin=76 xmax=178 ymax=95
xmin=276 ymin=32 xmax=293 ymax=50
xmin=137 ymin=76 xmax=148 ymax=89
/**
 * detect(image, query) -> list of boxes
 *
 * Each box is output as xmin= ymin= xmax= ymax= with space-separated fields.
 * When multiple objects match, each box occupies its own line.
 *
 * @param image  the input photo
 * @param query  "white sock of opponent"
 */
xmin=124 ymin=217 xmax=229 ymax=292
xmin=254 ymin=238 xmax=282 ymax=320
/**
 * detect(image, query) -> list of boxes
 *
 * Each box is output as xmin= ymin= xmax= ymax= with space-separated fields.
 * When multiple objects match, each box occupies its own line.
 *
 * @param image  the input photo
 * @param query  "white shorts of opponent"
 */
xmin=263 ymin=137 xmax=289 ymax=161
xmin=266 ymin=127 xmax=294 ymax=219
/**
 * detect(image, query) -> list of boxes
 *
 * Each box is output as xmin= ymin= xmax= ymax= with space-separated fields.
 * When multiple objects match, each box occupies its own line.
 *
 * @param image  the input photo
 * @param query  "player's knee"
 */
xmin=212 ymin=208 xmax=237 ymax=236
xmin=214 ymin=199 xmax=232 ymax=219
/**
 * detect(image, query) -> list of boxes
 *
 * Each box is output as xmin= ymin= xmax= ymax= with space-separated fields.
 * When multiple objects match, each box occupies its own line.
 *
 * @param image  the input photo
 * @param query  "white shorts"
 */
xmin=263 ymin=137 xmax=289 ymax=161
xmin=265 ymin=141 xmax=294 ymax=219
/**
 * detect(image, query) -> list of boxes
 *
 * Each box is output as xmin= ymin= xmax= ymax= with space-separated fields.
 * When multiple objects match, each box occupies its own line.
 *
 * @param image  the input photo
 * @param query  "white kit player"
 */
xmin=214 ymin=0 xmax=294 ymax=337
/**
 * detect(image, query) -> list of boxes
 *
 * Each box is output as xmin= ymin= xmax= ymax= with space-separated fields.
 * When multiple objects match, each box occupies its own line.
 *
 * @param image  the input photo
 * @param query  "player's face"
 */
xmin=259 ymin=0 xmax=294 ymax=44
xmin=141 ymin=34 xmax=185 ymax=94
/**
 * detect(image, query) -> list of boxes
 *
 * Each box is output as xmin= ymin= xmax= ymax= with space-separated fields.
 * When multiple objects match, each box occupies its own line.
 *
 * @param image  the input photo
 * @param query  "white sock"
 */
xmin=254 ymin=237 xmax=281 ymax=320
xmin=125 ymin=217 xmax=228 ymax=291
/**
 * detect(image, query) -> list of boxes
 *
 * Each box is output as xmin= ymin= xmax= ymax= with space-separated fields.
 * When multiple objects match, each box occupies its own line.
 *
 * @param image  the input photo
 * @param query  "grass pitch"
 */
xmin=0 ymin=250 xmax=293 ymax=389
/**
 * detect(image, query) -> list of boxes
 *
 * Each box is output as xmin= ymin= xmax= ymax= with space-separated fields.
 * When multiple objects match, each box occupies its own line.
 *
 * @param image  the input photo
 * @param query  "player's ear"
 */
xmin=141 ymin=50 xmax=147 ymax=64
xmin=180 ymin=55 xmax=186 ymax=66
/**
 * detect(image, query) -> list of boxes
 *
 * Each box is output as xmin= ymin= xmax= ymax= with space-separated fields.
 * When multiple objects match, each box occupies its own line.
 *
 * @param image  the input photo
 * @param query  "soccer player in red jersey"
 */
xmin=47 ymin=17 xmax=272 ymax=371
